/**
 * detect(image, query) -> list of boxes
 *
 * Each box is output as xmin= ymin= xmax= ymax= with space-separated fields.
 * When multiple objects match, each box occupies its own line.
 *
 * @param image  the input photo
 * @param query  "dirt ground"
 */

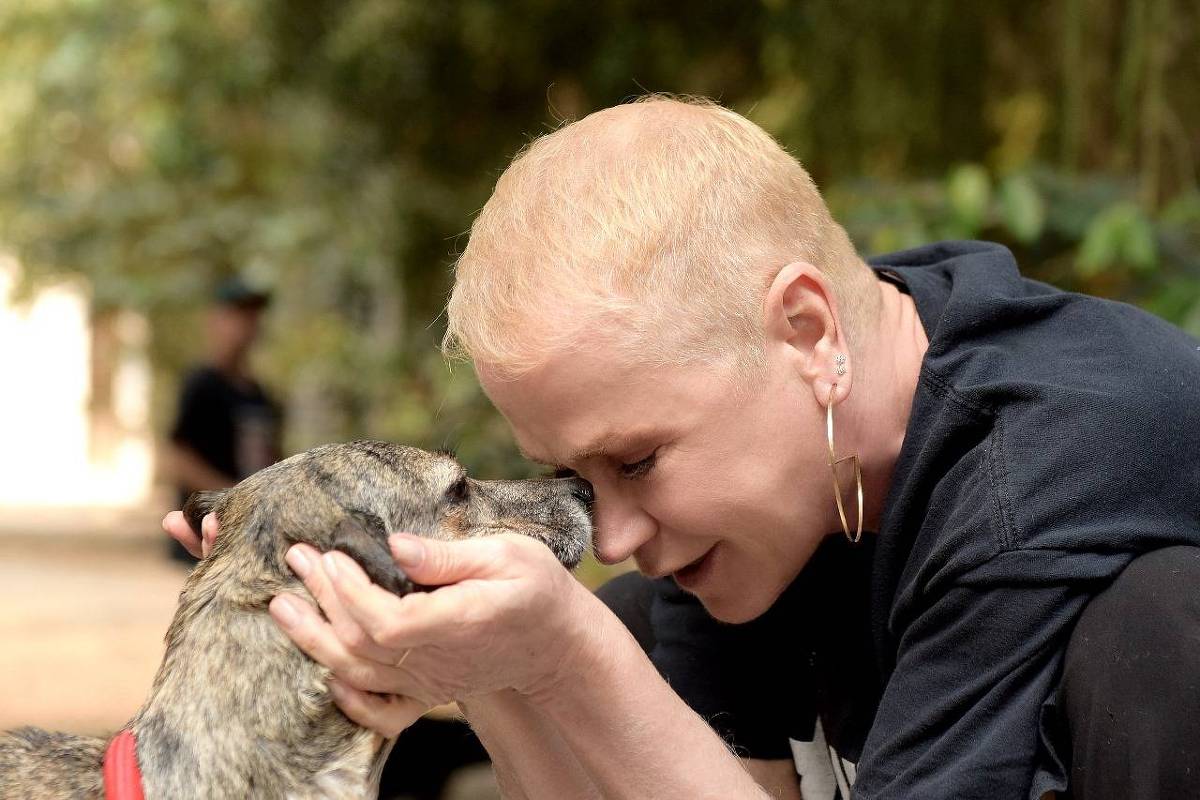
xmin=0 ymin=527 xmax=185 ymax=735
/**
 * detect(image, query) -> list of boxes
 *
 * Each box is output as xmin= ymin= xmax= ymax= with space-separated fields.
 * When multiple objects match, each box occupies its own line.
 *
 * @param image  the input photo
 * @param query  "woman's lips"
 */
xmin=672 ymin=545 xmax=718 ymax=590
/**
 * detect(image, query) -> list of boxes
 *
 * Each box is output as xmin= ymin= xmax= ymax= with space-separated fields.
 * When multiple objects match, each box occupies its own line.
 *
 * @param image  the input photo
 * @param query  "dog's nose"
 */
xmin=570 ymin=477 xmax=594 ymax=507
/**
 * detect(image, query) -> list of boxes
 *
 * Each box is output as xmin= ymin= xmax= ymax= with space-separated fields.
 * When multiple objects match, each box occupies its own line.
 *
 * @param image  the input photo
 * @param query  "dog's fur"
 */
xmin=0 ymin=440 xmax=592 ymax=799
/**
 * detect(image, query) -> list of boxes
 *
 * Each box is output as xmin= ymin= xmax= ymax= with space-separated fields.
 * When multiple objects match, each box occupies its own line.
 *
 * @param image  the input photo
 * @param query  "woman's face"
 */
xmin=478 ymin=344 xmax=837 ymax=623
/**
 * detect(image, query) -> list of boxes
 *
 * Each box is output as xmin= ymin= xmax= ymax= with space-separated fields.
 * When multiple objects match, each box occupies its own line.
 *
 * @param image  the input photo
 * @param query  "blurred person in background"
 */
xmin=166 ymin=277 xmax=282 ymax=563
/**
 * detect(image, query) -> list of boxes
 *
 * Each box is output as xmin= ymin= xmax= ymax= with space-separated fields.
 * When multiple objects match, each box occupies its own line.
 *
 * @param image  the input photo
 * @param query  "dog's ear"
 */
xmin=183 ymin=490 xmax=228 ymax=542
xmin=331 ymin=512 xmax=417 ymax=597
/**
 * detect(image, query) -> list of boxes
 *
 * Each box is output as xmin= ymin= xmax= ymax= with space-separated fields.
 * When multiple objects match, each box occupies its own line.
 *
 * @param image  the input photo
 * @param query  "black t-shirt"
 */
xmin=169 ymin=365 xmax=282 ymax=503
xmin=641 ymin=241 xmax=1200 ymax=799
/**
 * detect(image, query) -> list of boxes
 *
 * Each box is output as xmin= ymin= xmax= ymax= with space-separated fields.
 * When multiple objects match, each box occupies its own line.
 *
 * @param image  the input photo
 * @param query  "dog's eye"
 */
xmin=444 ymin=476 xmax=469 ymax=504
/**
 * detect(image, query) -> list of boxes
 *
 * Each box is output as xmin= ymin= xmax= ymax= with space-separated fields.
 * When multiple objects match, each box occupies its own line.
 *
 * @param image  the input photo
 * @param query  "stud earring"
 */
xmin=835 ymin=353 xmax=847 ymax=376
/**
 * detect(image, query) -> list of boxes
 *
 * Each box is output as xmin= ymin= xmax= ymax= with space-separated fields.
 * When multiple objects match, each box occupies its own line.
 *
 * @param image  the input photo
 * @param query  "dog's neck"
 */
xmin=130 ymin=568 xmax=391 ymax=799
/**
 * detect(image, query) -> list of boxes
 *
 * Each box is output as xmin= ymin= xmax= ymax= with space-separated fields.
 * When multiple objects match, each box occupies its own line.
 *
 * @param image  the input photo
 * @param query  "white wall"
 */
xmin=0 ymin=254 xmax=153 ymax=508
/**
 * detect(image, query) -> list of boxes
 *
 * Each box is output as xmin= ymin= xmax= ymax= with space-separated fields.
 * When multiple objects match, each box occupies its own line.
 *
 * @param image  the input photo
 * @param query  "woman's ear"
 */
xmin=763 ymin=261 xmax=851 ymax=403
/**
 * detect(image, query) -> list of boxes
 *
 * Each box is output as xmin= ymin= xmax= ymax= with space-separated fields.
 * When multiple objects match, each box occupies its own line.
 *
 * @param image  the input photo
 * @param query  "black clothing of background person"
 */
xmin=169 ymin=364 xmax=282 ymax=509
xmin=166 ymin=277 xmax=282 ymax=563
xmin=167 ymin=364 xmax=281 ymax=563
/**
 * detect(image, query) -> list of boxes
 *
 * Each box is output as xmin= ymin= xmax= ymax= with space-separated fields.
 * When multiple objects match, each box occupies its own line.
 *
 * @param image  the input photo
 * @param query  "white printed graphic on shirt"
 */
xmin=789 ymin=719 xmax=857 ymax=800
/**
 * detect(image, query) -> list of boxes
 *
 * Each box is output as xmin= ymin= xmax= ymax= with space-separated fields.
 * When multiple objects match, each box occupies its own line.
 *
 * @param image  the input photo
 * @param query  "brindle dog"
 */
xmin=0 ymin=440 xmax=593 ymax=799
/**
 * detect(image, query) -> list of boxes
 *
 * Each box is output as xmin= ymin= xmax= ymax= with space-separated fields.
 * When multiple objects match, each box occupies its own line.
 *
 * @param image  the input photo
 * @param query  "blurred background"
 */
xmin=0 ymin=1 xmax=1196 ymax=797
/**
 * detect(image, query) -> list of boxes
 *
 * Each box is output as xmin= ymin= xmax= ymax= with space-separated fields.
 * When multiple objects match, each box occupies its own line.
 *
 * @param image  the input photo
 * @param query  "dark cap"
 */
xmin=213 ymin=276 xmax=271 ymax=309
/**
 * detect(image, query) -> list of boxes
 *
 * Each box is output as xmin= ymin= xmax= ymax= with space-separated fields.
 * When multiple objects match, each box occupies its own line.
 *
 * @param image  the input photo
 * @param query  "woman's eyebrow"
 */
xmin=517 ymin=439 xmax=606 ymax=467
xmin=568 ymin=444 xmax=613 ymax=462
xmin=520 ymin=432 xmax=661 ymax=467
xmin=570 ymin=433 xmax=660 ymax=463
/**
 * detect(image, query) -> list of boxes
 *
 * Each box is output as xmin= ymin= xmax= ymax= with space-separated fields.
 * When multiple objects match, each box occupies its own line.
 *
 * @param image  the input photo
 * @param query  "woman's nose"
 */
xmin=591 ymin=491 xmax=656 ymax=565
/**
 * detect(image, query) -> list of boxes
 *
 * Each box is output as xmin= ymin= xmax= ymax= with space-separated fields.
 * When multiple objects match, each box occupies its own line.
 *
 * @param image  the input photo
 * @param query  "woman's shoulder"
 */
xmin=885 ymin=247 xmax=1200 ymax=581
xmin=875 ymin=241 xmax=1200 ymax=398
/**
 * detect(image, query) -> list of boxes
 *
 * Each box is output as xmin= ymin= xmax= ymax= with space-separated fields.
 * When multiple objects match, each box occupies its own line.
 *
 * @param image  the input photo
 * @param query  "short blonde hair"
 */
xmin=444 ymin=95 xmax=877 ymax=377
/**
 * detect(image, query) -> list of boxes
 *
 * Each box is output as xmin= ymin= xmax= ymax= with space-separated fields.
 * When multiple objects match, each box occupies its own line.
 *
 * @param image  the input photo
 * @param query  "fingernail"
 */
xmin=390 ymin=535 xmax=424 ymax=568
xmin=286 ymin=546 xmax=311 ymax=578
xmin=160 ymin=513 xmax=171 ymax=531
xmin=271 ymin=595 xmax=298 ymax=627
xmin=323 ymin=551 xmax=340 ymax=579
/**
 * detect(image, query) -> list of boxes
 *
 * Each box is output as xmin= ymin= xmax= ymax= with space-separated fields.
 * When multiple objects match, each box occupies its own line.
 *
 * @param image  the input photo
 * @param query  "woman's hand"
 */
xmin=269 ymin=532 xmax=602 ymax=737
xmin=162 ymin=509 xmax=602 ymax=737
xmin=162 ymin=509 xmax=220 ymax=559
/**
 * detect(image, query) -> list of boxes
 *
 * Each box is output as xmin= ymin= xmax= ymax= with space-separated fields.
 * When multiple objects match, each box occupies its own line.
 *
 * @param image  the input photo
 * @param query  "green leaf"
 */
xmin=1077 ymin=203 xmax=1159 ymax=277
xmin=1077 ymin=208 xmax=1122 ymax=277
xmin=1122 ymin=211 xmax=1157 ymax=272
xmin=946 ymin=164 xmax=991 ymax=234
xmin=998 ymin=174 xmax=1045 ymax=243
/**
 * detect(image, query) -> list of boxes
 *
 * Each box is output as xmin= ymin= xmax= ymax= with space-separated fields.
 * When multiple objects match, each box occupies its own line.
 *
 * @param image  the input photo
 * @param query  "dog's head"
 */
xmin=181 ymin=440 xmax=593 ymax=598
xmin=142 ymin=442 xmax=590 ymax=796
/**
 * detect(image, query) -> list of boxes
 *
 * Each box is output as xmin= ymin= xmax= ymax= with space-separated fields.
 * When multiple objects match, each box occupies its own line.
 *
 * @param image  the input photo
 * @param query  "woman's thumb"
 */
xmin=389 ymin=533 xmax=503 ymax=586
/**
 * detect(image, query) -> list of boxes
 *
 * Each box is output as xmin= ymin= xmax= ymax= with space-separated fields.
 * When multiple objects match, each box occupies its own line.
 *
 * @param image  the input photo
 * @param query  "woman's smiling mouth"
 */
xmin=672 ymin=544 xmax=720 ymax=590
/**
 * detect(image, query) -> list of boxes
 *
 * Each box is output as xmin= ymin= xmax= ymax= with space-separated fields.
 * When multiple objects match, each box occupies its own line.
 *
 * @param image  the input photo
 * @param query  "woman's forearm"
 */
xmin=460 ymin=690 xmax=602 ymax=800
xmin=464 ymin=591 xmax=772 ymax=800
xmin=525 ymin=593 xmax=772 ymax=800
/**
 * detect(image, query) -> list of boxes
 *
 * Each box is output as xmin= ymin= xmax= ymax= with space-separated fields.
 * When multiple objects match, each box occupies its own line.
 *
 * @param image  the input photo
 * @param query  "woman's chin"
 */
xmin=692 ymin=583 xmax=778 ymax=624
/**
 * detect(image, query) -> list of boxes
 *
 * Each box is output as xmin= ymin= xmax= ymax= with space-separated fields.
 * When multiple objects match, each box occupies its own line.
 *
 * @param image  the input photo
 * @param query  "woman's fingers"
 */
xmin=285 ymin=544 xmax=397 ymax=664
xmin=388 ymin=532 xmax=527 ymax=586
xmin=161 ymin=509 xmax=223 ymax=559
xmin=162 ymin=510 xmax=203 ymax=559
xmin=269 ymin=590 xmax=429 ymax=732
xmin=307 ymin=531 xmax=590 ymax=703
xmin=326 ymin=549 xmax=483 ymax=650
xmin=200 ymin=513 xmax=219 ymax=558
xmin=268 ymin=593 xmax=400 ymax=694
xmin=328 ymin=679 xmax=428 ymax=737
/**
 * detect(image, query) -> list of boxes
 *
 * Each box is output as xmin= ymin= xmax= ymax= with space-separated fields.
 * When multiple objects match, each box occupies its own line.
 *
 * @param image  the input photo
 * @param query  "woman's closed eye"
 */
xmin=618 ymin=450 xmax=657 ymax=480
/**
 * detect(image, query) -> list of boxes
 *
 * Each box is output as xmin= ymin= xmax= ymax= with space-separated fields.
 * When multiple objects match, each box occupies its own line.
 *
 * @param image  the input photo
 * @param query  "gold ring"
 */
xmin=395 ymin=648 xmax=412 ymax=668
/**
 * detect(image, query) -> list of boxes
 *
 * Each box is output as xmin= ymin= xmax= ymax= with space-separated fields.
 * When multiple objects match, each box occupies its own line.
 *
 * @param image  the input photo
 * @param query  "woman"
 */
xmin=167 ymin=97 xmax=1200 ymax=799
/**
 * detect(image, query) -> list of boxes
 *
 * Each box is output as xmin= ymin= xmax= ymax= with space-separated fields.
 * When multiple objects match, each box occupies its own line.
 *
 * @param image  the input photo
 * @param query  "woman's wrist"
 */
xmin=461 ymin=688 xmax=603 ymax=800
xmin=514 ymin=585 xmax=770 ymax=799
xmin=519 ymin=578 xmax=631 ymax=708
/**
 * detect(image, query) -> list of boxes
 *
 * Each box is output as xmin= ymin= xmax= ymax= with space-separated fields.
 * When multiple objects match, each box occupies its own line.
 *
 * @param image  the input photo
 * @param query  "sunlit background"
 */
xmin=0 ymin=1 xmax=1196 ymax=797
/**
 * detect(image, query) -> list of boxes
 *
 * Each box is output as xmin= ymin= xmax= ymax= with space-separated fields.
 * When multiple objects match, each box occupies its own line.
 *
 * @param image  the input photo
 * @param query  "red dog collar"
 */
xmin=102 ymin=729 xmax=146 ymax=800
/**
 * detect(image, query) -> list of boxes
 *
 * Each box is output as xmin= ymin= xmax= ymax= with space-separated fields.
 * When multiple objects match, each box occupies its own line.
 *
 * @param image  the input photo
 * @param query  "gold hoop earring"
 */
xmin=826 ymin=382 xmax=864 ymax=544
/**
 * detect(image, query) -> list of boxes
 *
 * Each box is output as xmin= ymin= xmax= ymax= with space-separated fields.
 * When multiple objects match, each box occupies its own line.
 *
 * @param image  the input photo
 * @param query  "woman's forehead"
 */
xmin=480 ymin=351 xmax=740 ymax=464
xmin=481 ymin=350 xmax=712 ymax=415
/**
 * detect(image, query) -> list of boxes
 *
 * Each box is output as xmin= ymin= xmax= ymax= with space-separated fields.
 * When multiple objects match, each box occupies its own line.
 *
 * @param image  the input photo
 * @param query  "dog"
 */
xmin=0 ymin=440 xmax=593 ymax=799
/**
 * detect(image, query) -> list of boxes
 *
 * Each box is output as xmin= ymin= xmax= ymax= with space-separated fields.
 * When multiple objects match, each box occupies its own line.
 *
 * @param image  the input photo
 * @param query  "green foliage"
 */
xmin=1078 ymin=203 xmax=1158 ymax=277
xmin=998 ymin=174 xmax=1046 ymax=245
xmin=1 ymin=0 xmax=1198 ymax=487
xmin=947 ymin=165 xmax=993 ymax=236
